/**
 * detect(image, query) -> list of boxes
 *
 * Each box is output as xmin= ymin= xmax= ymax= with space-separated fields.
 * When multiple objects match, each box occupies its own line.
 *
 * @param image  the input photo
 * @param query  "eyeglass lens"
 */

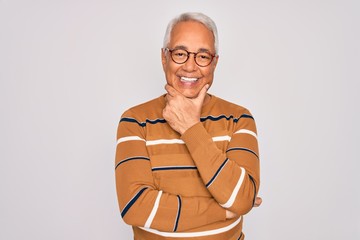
xmin=170 ymin=49 xmax=213 ymax=67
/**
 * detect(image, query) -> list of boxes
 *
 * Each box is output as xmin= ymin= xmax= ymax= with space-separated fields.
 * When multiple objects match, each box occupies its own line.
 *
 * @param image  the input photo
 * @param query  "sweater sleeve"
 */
xmin=181 ymin=110 xmax=260 ymax=216
xmin=115 ymin=110 xmax=226 ymax=232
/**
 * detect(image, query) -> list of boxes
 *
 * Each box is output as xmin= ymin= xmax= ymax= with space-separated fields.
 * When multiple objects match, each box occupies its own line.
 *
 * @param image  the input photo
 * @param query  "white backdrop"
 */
xmin=1 ymin=0 xmax=359 ymax=239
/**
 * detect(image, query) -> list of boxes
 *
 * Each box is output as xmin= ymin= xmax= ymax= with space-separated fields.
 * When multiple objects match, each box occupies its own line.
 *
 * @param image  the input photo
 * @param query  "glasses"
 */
xmin=165 ymin=48 xmax=216 ymax=67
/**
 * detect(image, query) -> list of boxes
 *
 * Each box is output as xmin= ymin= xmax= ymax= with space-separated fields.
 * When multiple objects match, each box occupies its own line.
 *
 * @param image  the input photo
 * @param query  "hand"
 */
xmin=163 ymin=84 xmax=209 ymax=134
xmin=254 ymin=197 xmax=262 ymax=207
xmin=226 ymin=210 xmax=237 ymax=219
xmin=226 ymin=197 xmax=262 ymax=219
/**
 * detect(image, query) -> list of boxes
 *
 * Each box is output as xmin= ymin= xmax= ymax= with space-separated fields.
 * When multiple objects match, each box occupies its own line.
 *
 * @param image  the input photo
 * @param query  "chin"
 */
xmin=179 ymin=89 xmax=200 ymax=99
xmin=175 ymin=85 xmax=203 ymax=98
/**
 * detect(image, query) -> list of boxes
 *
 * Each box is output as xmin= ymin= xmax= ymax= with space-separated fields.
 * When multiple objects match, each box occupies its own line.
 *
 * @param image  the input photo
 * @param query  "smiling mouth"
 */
xmin=180 ymin=77 xmax=198 ymax=83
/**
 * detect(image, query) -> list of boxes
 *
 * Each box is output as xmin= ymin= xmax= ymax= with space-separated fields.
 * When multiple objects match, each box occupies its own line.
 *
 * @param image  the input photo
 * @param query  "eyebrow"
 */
xmin=198 ymin=48 xmax=211 ymax=53
xmin=172 ymin=45 xmax=212 ymax=53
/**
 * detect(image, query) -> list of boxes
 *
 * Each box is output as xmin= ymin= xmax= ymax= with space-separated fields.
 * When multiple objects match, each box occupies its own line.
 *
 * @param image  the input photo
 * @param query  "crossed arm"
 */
xmin=163 ymin=84 xmax=261 ymax=218
xmin=115 ymin=84 xmax=261 ymax=231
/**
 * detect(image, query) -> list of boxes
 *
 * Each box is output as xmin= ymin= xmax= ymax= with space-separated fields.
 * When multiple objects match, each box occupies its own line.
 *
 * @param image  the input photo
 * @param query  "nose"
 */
xmin=182 ymin=53 xmax=197 ymax=72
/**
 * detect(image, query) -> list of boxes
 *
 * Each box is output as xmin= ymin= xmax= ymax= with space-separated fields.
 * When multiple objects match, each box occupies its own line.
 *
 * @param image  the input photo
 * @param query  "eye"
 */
xmin=172 ymin=49 xmax=188 ymax=58
xmin=197 ymin=53 xmax=211 ymax=60
xmin=175 ymin=52 xmax=186 ymax=57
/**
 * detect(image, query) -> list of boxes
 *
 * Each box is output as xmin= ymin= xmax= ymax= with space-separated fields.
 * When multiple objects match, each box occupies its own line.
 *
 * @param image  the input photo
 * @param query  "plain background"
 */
xmin=1 ymin=0 xmax=359 ymax=239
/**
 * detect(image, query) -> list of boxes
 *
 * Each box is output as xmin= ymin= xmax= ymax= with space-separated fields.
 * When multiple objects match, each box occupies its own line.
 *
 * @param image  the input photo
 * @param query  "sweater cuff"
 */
xmin=181 ymin=122 xmax=212 ymax=150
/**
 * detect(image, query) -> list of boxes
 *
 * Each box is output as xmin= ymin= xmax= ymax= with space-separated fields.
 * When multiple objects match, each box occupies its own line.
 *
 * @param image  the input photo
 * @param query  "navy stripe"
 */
xmin=173 ymin=195 xmax=182 ymax=232
xmin=200 ymin=114 xmax=254 ymax=123
xmin=120 ymin=114 xmax=253 ymax=127
xmin=119 ymin=117 xmax=166 ymax=127
xmin=115 ymin=156 xmax=150 ymax=169
xmin=205 ymin=158 xmax=229 ymax=188
xmin=119 ymin=117 xmax=144 ymax=126
xmin=249 ymin=174 xmax=257 ymax=207
xmin=121 ymin=187 xmax=148 ymax=218
xmin=233 ymin=114 xmax=254 ymax=123
xmin=201 ymin=114 xmax=234 ymax=122
xmin=238 ymin=114 xmax=254 ymax=120
xmin=226 ymin=147 xmax=259 ymax=159
xmin=152 ymin=166 xmax=197 ymax=171
xmin=147 ymin=118 xmax=167 ymax=125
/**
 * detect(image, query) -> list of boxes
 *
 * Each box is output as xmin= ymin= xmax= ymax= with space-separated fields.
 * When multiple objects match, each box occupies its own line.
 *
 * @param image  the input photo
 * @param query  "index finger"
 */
xmin=165 ymin=84 xmax=180 ymax=97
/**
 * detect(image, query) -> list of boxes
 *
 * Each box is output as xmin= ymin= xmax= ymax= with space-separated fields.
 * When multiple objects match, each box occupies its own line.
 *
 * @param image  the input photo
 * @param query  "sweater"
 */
xmin=115 ymin=94 xmax=260 ymax=240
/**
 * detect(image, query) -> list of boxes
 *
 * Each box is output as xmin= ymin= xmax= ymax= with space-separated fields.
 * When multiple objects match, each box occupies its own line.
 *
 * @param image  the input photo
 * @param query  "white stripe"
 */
xmin=234 ymin=129 xmax=257 ymax=139
xmin=140 ymin=216 xmax=242 ymax=237
xmin=212 ymin=135 xmax=231 ymax=142
xmin=220 ymin=167 xmax=246 ymax=208
xmin=146 ymin=139 xmax=185 ymax=146
xmin=144 ymin=191 xmax=162 ymax=228
xmin=145 ymin=135 xmax=231 ymax=146
xmin=117 ymin=136 xmax=145 ymax=144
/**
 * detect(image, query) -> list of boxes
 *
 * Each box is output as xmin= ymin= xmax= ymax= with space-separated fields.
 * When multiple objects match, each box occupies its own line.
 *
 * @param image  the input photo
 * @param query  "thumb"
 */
xmin=195 ymin=84 xmax=209 ymax=104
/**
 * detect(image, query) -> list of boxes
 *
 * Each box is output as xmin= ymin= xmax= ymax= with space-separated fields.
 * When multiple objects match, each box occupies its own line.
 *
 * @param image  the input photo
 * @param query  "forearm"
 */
xmin=115 ymin=115 xmax=226 ymax=232
xmin=181 ymin=121 xmax=260 ymax=216
xmin=115 ymin=158 xmax=226 ymax=231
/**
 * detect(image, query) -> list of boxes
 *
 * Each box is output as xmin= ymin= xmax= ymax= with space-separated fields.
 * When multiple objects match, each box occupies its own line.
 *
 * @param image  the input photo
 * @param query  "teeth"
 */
xmin=181 ymin=77 xmax=198 ymax=82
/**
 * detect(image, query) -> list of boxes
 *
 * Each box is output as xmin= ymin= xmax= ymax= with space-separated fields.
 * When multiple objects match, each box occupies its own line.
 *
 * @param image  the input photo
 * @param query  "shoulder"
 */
xmin=121 ymin=95 xmax=165 ymax=121
xmin=210 ymin=95 xmax=253 ymax=119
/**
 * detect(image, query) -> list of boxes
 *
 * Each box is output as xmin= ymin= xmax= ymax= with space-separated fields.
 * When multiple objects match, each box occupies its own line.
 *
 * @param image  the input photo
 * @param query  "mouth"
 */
xmin=180 ymin=76 xmax=199 ymax=83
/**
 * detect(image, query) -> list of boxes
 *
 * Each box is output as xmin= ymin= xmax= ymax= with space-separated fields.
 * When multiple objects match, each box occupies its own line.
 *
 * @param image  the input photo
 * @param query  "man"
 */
xmin=115 ymin=12 xmax=261 ymax=239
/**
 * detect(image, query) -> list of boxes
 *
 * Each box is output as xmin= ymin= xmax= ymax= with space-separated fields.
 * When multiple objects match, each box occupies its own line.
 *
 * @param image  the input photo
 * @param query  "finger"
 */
xmin=194 ymin=84 xmax=209 ymax=103
xmin=165 ymin=84 xmax=179 ymax=97
xmin=254 ymin=197 xmax=262 ymax=207
xmin=226 ymin=210 xmax=237 ymax=219
xmin=164 ymin=92 xmax=171 ymax=102
xmin=162 ymin=107 xmax=168 ymax=119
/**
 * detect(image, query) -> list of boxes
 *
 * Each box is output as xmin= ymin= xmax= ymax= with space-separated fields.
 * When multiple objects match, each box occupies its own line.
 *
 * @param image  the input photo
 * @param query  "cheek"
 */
xmin=166 ymin=65 xmax=180 ymax=77
xmin=203 ymin=68 xmax=215 ymax=79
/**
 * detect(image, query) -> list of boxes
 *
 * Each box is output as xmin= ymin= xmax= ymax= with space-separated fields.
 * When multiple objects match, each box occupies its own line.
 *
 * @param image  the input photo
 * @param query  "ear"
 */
xmin=161 ymin=48 xmax=167 ymax=70
xmin=212 ymin=55 xmax=219 ymax=69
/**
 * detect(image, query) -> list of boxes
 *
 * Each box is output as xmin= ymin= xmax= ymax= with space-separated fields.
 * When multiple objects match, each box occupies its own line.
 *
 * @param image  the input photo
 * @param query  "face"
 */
xmin=162 ymin=21 xmax=218 ymax=100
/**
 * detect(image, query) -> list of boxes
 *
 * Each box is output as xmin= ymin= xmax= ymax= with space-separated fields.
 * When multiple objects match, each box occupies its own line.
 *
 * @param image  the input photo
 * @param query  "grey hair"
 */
xmin=163 ymin=12 xmax=219 ymax=55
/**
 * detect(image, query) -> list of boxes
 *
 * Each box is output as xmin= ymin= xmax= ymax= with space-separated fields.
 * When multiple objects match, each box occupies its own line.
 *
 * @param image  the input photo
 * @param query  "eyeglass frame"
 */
xmin=164 ymin=47 xmax=217 ymax=67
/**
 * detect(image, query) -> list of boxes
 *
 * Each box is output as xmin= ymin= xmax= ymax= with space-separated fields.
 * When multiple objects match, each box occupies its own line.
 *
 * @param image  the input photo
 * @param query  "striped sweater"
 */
xmin=115 ymin=94 xmax=260 ymax=240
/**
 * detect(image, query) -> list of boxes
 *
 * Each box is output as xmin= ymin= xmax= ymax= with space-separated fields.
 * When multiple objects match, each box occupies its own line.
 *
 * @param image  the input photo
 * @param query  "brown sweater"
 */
xmin=115 ymin=94 xmax=260 ymax=240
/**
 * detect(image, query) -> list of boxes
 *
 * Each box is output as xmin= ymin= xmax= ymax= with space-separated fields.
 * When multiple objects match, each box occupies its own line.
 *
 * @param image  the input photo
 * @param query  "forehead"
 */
xmin=169 ymin=21 xmax=215 ymax=52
